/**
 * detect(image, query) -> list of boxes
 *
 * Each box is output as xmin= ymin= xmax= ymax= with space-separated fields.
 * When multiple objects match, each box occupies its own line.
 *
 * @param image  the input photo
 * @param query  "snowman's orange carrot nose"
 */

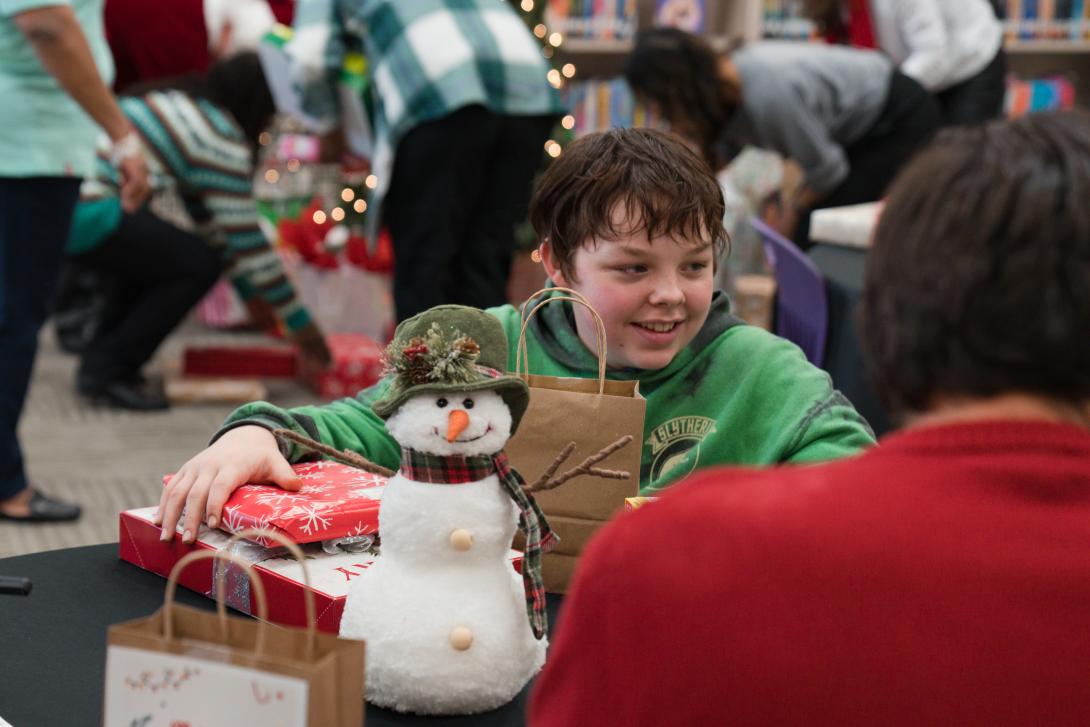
xmin=446 ymin=409 xmax=470 ymax=442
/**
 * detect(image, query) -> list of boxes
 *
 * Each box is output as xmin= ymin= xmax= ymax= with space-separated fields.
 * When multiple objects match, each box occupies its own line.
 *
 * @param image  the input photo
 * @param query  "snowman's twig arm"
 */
xmin=523 ymin=435 xmax=633 ymax=493
xmin=272 ymin=428 xmax=397 ymax=477
xmin=524 ymin=441 xmax=576 ymax=492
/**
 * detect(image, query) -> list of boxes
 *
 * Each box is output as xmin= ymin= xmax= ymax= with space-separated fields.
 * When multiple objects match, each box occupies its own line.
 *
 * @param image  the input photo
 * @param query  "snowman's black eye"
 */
xmin=436 ymin=398 xmax=448 ymax=408
xmin=463 ymin=398 xmax=474 ymax=409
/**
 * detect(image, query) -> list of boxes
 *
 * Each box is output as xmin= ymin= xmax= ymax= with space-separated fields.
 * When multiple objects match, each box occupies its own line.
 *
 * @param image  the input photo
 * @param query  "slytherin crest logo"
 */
xmin=645 ymin=416 xmax=717 ymax=484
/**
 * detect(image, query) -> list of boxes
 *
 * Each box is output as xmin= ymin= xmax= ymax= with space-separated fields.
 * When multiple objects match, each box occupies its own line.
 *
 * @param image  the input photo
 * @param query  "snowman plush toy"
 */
xmin=339 ymin=305 xmax=557 ymax=715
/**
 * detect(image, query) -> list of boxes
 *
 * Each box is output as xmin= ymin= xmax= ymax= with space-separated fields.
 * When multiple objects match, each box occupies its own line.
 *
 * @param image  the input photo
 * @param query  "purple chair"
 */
xmin=750 ymin=217 xmax=828 ymax=366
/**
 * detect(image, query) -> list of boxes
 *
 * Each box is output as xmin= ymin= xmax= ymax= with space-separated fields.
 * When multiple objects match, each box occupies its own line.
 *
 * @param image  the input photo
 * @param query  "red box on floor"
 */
xmin=183 ymin=344 xmax=298 ymax=378
xmin=119 ymin=507 xmax=522 ymax=634
xmin=306 ymin=332 xmax=385 ymax=399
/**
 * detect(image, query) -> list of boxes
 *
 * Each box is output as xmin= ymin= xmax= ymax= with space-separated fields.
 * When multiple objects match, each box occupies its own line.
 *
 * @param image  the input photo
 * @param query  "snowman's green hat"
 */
xmin=371 ymin=305 xmax=530 ymax=433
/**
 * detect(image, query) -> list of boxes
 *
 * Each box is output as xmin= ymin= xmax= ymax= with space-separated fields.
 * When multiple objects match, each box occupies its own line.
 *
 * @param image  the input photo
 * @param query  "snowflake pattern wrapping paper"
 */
xmin=165 ymin=460 xmax=386 ymax=545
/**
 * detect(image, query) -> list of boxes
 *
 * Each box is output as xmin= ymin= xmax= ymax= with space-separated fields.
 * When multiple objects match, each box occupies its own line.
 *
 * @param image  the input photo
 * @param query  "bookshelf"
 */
xmin=550 ymin=0 xmax=1090 ymax=129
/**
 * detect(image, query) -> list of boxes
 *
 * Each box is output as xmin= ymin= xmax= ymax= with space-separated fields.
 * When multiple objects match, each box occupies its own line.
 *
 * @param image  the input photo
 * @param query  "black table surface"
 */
xmin=0 ymin=543 xmax=562 ymax=727
xmin=809 ymin=243 xmax=893 ymax=437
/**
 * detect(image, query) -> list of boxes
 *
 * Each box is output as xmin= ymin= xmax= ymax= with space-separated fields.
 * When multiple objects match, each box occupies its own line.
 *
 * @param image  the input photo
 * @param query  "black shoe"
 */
xmin=77 ymin=376 xmax=170 ymax=411
xmin=0 ymin=491 xmax=82 ymax=523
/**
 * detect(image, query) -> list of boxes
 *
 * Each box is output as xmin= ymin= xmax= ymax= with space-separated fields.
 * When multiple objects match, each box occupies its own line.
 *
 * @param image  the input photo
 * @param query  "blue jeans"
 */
xmin=0 ymin=177 xmax=81 ymax=500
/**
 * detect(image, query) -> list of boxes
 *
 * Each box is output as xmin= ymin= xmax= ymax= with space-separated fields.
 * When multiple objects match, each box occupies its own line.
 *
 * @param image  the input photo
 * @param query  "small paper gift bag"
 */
xmin=104 ymin=531 xmax=365 ymax=727
xmin=505 ymin=288 xmax=647 ymax=592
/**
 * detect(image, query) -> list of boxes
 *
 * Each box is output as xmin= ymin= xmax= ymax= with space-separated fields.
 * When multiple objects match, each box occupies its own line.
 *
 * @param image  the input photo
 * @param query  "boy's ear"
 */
xmin=539 ymin=239 xmax=569 ymax=287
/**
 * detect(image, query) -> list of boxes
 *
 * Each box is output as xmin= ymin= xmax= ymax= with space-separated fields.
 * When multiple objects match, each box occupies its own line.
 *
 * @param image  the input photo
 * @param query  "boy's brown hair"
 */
xmin=860 ymin=110 xmax=1090 ymax=417
xmin=529 ymin=127 xmax=728 ymax=281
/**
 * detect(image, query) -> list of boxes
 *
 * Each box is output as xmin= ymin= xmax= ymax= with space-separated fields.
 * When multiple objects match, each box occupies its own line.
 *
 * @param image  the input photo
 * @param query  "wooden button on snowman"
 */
xmin=337 ymin=306 xmax=557 ymax=716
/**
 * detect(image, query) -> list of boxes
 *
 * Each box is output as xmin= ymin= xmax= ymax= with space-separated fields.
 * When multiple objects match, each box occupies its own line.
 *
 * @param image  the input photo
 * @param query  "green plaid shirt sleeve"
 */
xmin=356 ymin=0 xmax=563 ymax=144
xmin=290 ymin=0 xmax=349 ymax=128
xmin=292 ymin=0 xmax=564 ymax=241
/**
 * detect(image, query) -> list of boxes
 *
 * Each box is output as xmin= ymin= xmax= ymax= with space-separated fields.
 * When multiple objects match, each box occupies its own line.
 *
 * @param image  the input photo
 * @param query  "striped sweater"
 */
xmin=74 ymin=90 xmax=311 ymax=333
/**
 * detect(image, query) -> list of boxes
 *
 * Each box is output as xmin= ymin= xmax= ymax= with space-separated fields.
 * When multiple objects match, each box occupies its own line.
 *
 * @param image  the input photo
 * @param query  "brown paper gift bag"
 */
xmin=506 ymin=288 xmax=647 ymax=592
xmin=103 ymin=530 xmax=365 ymax=727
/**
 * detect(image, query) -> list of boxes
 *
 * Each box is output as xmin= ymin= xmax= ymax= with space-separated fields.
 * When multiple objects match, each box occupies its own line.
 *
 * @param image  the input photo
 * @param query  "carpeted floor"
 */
xmin=0 ymin=320 xmax=315 ymax=558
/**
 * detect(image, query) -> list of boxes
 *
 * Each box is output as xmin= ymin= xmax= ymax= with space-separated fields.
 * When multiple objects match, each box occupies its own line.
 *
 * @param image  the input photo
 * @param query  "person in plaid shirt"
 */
xmin=287 ymin=0 xmax=563 ymax=321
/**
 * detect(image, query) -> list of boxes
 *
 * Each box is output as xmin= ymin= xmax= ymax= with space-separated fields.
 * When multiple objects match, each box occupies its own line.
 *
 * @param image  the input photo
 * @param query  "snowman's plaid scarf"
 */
xmin=400 ymin=447 xmax=558 ymax=639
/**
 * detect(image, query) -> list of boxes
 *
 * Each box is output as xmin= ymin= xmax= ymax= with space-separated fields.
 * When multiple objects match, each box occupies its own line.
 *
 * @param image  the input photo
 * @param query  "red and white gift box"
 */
xmin=166 ymin=460 xmax=386 ymax=546
xmin=305 ymin=332 xmax=385 ymax=399
xmin=119 ymin=507 xmax=523 ymax=634
xmin=183 ymin=343 xmax=299 ymax=378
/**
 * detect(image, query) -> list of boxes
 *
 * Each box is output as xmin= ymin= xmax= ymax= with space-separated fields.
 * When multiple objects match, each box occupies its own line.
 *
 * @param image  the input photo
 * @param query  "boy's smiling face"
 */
xmin=542 ymin=207 xmax=715 ymax=371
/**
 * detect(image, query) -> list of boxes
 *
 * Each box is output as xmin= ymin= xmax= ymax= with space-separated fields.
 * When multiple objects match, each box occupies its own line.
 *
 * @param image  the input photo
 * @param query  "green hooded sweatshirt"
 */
xmin=216 ymin=291 xmax=875 ymax=494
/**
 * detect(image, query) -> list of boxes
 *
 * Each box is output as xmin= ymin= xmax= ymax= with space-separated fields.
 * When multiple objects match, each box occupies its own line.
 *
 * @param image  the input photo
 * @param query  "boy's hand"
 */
xmin=154 ymin=426 xmax=301 ymax=544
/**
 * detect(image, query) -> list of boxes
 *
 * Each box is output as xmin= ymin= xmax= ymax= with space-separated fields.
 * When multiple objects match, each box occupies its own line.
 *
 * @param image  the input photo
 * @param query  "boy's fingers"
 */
xmin=181 ymin=470 xmax=216 ymax=543
xmin=158 ymin=470 xmax=195 ymax=539
xmin=205 ymin=467 xmax=245 ymax=528
xmin=268 ymin=457 xmax=302 ymax=491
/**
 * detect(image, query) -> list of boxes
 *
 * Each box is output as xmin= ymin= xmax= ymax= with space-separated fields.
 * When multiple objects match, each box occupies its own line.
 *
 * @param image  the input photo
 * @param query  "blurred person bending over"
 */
xmin=66 ymin=52 xmax=331 ymax=410
xmin=531 ymin=111 xmax=1090 ymax=726
xmin=626 ymin=28 xmax=938 ymax=247
xmin=805 ymin=0 xmax=1006 ymax=126
xmin=0 ymin=0 xmax=148 ymax=522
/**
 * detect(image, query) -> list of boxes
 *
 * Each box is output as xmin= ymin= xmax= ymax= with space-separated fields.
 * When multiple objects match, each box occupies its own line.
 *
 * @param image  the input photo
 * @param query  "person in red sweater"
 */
xmin=529 ymin=111 xmax=1090 ymax=726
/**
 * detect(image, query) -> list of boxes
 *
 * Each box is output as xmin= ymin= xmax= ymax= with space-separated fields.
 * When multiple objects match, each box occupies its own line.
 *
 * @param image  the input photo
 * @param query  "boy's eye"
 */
xmin=436 ymin=398 xmax=448 ymax=408
xmin=615 ymin=264 xmax=647 ymax=274
xmin=684 ymin=261 xmax=710 ymax=273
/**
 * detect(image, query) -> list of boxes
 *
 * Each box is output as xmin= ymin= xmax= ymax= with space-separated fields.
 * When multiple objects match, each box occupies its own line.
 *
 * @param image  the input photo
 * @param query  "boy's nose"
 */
xmin=446 ymin=409 xmax=470 ymax=442
xmin=648 ymin=274 xmax=685 ymax=306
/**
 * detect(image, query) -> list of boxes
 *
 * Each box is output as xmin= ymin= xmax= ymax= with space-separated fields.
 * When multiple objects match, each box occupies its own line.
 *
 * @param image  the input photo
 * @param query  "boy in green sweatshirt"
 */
xmin=157 ymin=128 xmax=874 ymax=543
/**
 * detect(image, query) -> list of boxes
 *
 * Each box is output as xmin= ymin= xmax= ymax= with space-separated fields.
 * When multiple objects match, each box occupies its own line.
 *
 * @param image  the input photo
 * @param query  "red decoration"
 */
xmin=304 ymin=332 xmax=385 ymax=399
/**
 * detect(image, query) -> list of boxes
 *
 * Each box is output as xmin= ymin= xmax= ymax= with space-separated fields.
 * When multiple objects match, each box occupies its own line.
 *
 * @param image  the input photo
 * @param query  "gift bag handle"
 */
xmin=163 ymin=550 xmax=269 ymax=656
xmin=224 ymin=529 xmax=318 ymax=661
xmin=516 ymin=286 xmax=608 ymax=394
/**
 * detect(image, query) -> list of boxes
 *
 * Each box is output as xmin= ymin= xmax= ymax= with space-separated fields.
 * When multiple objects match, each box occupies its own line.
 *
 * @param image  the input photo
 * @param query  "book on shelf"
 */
xmin=1001 ymin=0 xmax=1090 ymax=40
xmin=561 ymin=78 xmax=664 ymax=135
xmin=761 ymin=0 xmax=815 ymax=39
xmin=654 ymin=0 xmax=706 ymax=34
xmin=545 ymin=0 xmax=638 ymax=41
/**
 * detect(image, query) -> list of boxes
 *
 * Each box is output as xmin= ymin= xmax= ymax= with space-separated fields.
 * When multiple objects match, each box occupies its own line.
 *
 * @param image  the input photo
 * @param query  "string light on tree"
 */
xmin=365 ymin=174 xmax=378 ymax=189
xmin=533 ymin=23 xmax=546 ymax=38
xmin=520 ymin=0 xmax=533 ymax=10
xmin=286 ymin=158 xmax=301 ymax=173
xmin=354 ymin=199 xmax=368 ymax=214
xmin=331 ymin=207 xmax=346 ymax=222
xmin=561 ymin=115 xmax=575 ymax=130
xmin=561 ymin=63 xmax=576 ymax=78
xmin=545 ymin=140 xmax=562 ymax=158
xmin=341 ymin=187 xmax=356 ymax=202
xmin=264 ymin=169 xmax=280 ymax=184
xmin=312 ymin=210 xmax=327 ymax=224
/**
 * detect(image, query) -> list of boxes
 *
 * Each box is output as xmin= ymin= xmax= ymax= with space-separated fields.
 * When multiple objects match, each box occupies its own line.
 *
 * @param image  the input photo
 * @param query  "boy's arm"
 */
xmin=213 ymin=377 xmax=402 ymax=470
xmin=158 ymin=380 xmax=398 ymax=544
xmin=780 ymin=389 xmax=876 ymax=464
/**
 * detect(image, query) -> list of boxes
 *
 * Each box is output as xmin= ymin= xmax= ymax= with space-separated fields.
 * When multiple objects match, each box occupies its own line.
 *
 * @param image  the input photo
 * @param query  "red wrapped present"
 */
xmin=119 ymin=507 xmax=523 ymax=634
xmin=306 ymin=332 xmax=385 ymax=399
xmin=183 ymin=344 xmax=298 ymax=378
xmin=164 ymin=460 xmax=386 ymax=546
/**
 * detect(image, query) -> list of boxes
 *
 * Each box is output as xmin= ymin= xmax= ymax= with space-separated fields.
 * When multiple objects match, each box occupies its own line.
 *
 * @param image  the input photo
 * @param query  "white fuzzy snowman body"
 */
xmin=339 ymin=390 xmax=547 ymax=714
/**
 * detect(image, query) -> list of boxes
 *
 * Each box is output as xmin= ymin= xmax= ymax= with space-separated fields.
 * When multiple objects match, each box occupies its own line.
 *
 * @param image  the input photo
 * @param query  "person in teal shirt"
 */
xmin=0 ymin=0 xmax=149 ymax=522
xmin=156 ymin=127 xmax=874 ymax=543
